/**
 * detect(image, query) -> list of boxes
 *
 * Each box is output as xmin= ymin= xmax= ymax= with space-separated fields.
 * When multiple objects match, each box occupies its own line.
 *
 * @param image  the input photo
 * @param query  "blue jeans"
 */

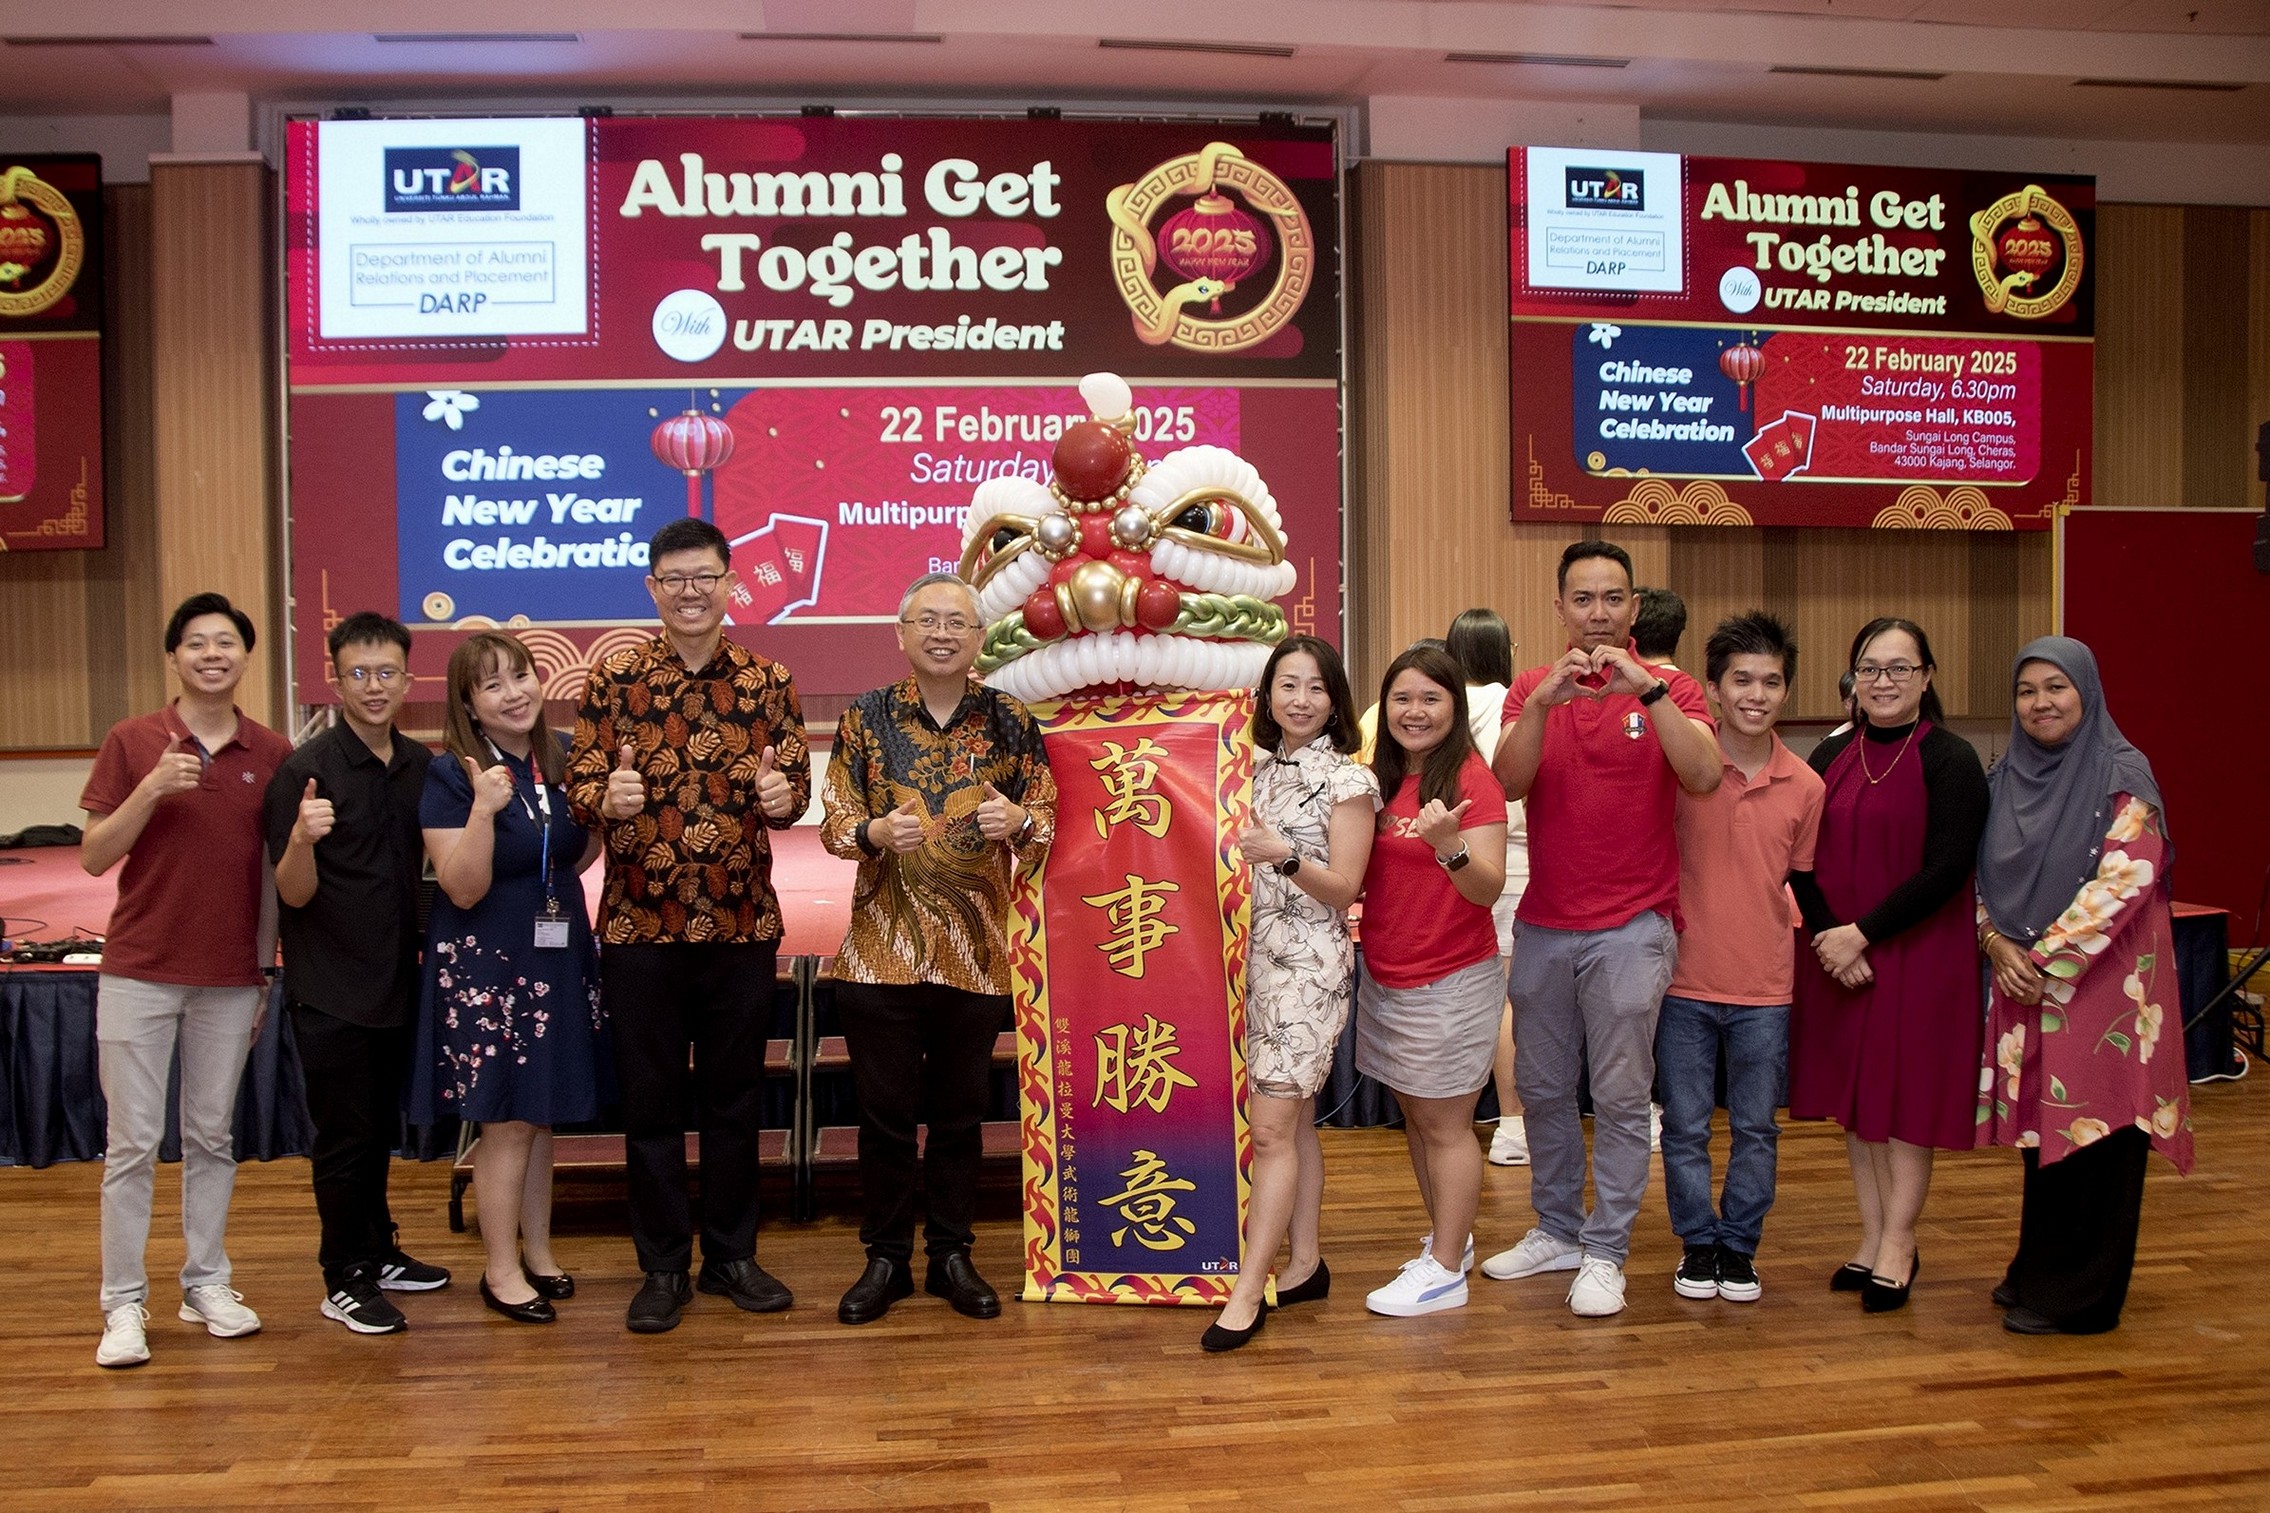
xmin=1653 ymin=995 xmax=1788 ymax=1256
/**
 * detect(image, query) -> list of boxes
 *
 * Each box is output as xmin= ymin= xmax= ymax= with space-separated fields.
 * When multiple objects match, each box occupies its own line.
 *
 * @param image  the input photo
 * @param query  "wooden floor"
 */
xmin=4 ymin=1084 xmax=2266 ymax=1513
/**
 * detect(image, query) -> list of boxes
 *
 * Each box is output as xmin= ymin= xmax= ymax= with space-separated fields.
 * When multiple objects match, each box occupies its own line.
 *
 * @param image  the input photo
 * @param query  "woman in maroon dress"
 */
xmin=1790 ymin=618 xmax=1988 ymax=1313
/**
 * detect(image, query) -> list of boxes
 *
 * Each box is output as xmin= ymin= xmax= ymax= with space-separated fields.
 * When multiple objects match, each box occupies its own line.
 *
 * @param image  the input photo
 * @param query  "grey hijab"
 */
xmin=1978 ymin=636 xmax=2164 ymax=943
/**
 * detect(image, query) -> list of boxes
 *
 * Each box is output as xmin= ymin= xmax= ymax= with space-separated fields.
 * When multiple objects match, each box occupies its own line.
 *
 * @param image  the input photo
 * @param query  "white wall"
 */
xmin=0 ymin=114 xmax=171 ymax=182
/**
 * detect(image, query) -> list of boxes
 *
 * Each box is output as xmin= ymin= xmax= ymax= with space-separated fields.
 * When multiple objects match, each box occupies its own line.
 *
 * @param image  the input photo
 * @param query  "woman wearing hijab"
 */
xmin=1976 ymin=637 xmax=2193 ymax=1336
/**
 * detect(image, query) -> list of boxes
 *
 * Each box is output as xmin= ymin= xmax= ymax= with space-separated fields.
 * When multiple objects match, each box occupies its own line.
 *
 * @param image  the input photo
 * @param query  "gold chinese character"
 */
xmin=1093 ymin=1014 xmax=1200 ymax=1114
xmin=1081 ymin=872 xmax=1181 ymax=977
xmin=1090 ymin=738 xmax=1171 ymax=838
xmin=1098 ymin=1149 xmax=1199 ymax=1251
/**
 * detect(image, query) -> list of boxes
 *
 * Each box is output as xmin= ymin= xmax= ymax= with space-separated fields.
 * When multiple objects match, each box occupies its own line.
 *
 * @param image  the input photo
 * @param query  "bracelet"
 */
xmin=1979 ymin=927 xmax=2003 ymax=950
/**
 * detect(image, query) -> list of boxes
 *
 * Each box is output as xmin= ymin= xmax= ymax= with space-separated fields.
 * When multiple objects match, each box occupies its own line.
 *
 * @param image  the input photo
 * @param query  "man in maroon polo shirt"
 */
xmin=79 ymin=593 xmax=293 ymax=1368
xmin=1481 ymin=541 xmax=1722 ymax=1318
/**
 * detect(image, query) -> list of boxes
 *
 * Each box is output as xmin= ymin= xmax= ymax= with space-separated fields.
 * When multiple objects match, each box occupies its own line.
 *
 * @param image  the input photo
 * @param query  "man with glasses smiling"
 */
xmin=818 ymin=573 xmax=1055 ymax=1325
xmin=567 ymin=518 xmax=812 ymax=1334
xmin=267 ymin=611 xmax=451 ymax=1335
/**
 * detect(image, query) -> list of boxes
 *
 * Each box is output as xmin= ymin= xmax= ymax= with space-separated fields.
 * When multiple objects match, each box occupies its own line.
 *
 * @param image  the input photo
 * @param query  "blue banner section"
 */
xmin=1570 ymin=323 xmax=1754 ymax=476
xmin=394 ymin=388 xmax=746 ymax=624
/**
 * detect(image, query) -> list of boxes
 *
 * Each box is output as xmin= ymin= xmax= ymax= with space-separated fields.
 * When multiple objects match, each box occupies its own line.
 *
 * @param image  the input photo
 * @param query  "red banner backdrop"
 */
xmin=1509 ymin=147 xmax=2091 ymax=531
xmin=0 ymin=154 xmax=104 ymax=550
xmin=1013 ymin=689 xmax=1255 ymax=1305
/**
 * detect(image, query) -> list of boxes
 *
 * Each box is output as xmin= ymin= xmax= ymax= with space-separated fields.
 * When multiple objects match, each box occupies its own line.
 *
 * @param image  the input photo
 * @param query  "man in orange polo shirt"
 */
xmin=1658 ymin=612 xmax=1824 ymax=1305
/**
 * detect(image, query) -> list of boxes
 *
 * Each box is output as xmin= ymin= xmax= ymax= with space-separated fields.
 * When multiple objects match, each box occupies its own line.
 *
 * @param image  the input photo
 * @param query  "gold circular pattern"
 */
xmin=1106 ymin=142 xmax=1315 ymax=355
xmin=0 ymin=166 xmax=86 ymax=319
xmin=1969 ymin=184 xmax=2084 ymax=322
xmin=422 ymin=591 xmax=456 ymax=622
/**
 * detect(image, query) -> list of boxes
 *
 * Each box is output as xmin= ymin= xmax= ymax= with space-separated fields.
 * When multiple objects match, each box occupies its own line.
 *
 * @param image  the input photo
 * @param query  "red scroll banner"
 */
xmin=1013 ymin=689 xmax=1255 ymax=1305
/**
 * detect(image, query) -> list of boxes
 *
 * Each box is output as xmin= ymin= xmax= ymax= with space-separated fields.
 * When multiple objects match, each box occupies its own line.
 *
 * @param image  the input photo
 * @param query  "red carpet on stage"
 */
xmin=1 ymin=832 xmax=859 ymax=962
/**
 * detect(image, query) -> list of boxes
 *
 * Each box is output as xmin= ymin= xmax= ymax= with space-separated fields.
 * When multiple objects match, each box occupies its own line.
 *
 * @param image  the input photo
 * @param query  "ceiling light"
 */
xmin=1770 ymin=64 xmax=1946 ymax=81
xmin=372 ymin=33 xmax=582 ymax=44
xmin=1445 ymin=51 xmax=1629 ymax=69
xmin=744 ymin=32 xmax=946 ymax=44
xmin=1098 ymin=38 xmax=1297 ymax=59
xmin=3 ymin=34 xmax=215 ymax=46
xmin=2073 ymin=77 xmax=2244 ymax=92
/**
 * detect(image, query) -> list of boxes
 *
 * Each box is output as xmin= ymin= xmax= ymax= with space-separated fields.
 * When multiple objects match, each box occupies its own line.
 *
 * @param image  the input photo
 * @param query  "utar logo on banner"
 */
xmin=284 ymin=115 xmax=1341 ymax=705
xmin=1508 ymin=146 xmax=2093 ymax=531
xmin=0 ymin=154 xmax=105 ymax=551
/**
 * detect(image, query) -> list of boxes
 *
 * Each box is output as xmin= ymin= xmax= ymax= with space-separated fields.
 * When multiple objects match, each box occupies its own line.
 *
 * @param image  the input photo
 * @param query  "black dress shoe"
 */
xmin=1201 ymin=1301 xmax=1269 ymax=1353
xmin=1272 ymin=1259 xmax=1330 ymax=1307
xmin=1991 ymin=1274 xmax=2018 ymax=1310
xmin=627 ymin=1270 xmax=692 ymax=1334
xmin=837 ymin=1258 xmax=914 ymax=1325
xmin=925 ymin=1251 xmax=1001 ymax=1319
xmin=1830 ymin=1262 xmax=1873 ymax=1293
xmin=2002 ymin=1305 xmax=2060 ymax=1335
xmin=1861 ymin=1251 xmax=1920 ymax=1314
xmin=522 ymin=1265 xmax=575 ymax=1301
xmin=480 ymin=1275 xmax=557 ymax=1324
xmin=697 ymin=1257 xmax=794 ymax=1314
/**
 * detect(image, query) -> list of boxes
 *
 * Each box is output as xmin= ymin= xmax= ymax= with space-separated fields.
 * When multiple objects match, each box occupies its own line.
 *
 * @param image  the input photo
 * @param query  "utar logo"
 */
xmin=1565 ymin=167 xmax=1643 ymax=211
xmin=384 ymin=147 xmax=521 ymax=213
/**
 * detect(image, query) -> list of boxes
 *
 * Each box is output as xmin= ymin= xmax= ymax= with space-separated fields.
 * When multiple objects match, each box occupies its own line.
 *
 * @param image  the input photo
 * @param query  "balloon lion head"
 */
xmin=957 ymin=373 xmax=1295 ymax=703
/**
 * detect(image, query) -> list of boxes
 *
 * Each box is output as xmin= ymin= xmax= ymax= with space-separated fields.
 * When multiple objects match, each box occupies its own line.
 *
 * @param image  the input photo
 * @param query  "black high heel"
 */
xmin=1861 ymin=1251 xmax=1919 ymax=1314
xmin=1201 ymin=1301 xmax=1269 ymax=1353
xmin=1273 ymin=1259 xmax=1331 ymax=1307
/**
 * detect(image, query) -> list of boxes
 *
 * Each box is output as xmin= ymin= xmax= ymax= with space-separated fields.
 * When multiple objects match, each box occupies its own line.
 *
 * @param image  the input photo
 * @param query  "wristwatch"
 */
xmin=1438 ymin=845 xmax=1470 ymax=872
xmin=1275 ymin=854 xmax=1302 ymax=877
xmin=1638 ymin=679 xmax=1670 ymax=707
xmin=1014 ymin=812 xmax=1036 ymax=844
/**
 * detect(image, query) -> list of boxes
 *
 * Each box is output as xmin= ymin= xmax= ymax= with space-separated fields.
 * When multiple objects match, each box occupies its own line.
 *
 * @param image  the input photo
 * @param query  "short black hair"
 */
xmin=165 ymin=592 xmax=255 ymax=653
xmin=1704 ymin=610 xmax=1797 ymax=685
xmin=328 ymin=611 xmax=411 ymax=665
xmin=1444 ymin=608 xmax=1513 ymax=687
xmin=648 ymin=517 xmax=731 ymax=570
xmin=1252 ymin=636 xmax=1362 ymax=755
xmin=1633 ymin=587 xmax=1688 ymax=661
xmin=1557 ymin=539 xmax=1633 ymax=592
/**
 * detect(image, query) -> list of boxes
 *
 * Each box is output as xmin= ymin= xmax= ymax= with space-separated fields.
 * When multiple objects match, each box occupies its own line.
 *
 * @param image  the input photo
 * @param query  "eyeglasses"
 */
xmin=1853 ymin=662 xmax=1923 ymax=685
xmin=902 ymin=614 xmax=979 ymax=635
xmin=342 ymin=666 xmax=404 ymax=687
xmin=653 ymin=572 xmax=726 ymax=595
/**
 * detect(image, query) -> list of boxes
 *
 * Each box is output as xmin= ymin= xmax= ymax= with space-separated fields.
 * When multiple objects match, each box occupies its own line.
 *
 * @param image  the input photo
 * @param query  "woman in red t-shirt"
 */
xmin=1354 ymin=645 xmax=1509 ymax=1318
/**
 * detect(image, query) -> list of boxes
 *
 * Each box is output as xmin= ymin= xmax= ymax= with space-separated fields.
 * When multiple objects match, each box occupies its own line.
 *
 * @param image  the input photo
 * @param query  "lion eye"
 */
xmin=990 ymin=525 xmax=1021 ymax=552
xmin=1173 ymin=502 xmax=1219 ymax=534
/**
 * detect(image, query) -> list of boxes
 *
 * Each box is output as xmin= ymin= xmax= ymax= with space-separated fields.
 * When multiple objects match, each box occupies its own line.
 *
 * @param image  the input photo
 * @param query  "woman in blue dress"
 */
xmin=411 ymin=632 xmax=606 ymax=1324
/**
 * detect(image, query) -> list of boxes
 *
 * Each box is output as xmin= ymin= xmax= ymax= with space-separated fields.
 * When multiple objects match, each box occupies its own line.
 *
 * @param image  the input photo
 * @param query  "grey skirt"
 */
xmin=1353 ymin=955 xmax=1505 ymax=1099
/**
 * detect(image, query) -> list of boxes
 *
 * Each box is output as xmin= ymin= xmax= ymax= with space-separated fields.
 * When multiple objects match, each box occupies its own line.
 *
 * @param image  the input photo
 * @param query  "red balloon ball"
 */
xmin=1136 ymin=578 xmax=1181 ymax=631
xmin=1023 ymin=586 xmax=1067 ymax=641
xmin=1052 ymin=421 xmax=1132 ymax=502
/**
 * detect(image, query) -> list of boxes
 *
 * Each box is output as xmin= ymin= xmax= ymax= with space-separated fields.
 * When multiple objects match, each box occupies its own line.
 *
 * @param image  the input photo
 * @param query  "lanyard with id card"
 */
xmin=491 ymin=738 xmax=572 ymax=950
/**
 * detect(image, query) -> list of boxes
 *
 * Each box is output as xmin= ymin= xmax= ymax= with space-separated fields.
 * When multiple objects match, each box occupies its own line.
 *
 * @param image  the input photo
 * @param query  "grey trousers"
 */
xmin=96 ymin=975 xmax=261 ymax=1311
xmin=1508 ymin=913 xmax=1677 ymax=1265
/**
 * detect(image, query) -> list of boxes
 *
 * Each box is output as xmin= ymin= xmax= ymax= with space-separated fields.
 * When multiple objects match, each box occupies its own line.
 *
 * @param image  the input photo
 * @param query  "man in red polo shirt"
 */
xmin=79 ymin=593 xmax=294 ymax=1368
xmin=1657 ymin=612 xmax=1823 ymax=1307
xmin=1482 ymin=541 xmax=1721 ymax=1318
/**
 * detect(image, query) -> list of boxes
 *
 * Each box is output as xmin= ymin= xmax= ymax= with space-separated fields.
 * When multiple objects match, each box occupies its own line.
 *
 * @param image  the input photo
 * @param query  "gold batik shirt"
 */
xmin=819 ymin=676 xmax=1057 ymax=994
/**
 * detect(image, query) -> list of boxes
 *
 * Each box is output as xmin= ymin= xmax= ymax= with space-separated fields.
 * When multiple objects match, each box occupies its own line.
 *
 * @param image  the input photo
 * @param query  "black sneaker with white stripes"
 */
xmin=1672 ymin=1243 xmax=1721 ymax=1300
xmin=322 ymin=1270 xmax=408 ymax=1334
xmin=1715 ymin=1247 xmax=1762 ymax=1303
xmin=375 ymin=1250 xmax=452 ymax=1292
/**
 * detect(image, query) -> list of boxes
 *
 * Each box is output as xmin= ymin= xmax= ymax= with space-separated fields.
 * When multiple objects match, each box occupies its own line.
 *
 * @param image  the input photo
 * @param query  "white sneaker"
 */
xmin=1366 ymin=1254 xmax=1469 ymax=1317
xmin=1418 ymin=1232 xmax=1475 ymax=1275
xmin=180 ymin=1285 xmax=262 ymax=1338
xmin=1650 ymin=1104 xmax=1663 ymax=1153
xmin=1568 ymin=1255 xmax=1628 ymax=1317
xmin=1481 ymin=1226 xmax=1582 ymax=1281
xmin=96 ymin=1303 xmax=150 ymax=1368
xmin=1488 ymin=1116 xmax=1530 ymax=1166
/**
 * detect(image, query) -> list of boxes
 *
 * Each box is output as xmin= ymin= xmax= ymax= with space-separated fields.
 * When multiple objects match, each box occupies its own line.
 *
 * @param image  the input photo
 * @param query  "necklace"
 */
xmin=1858 ymin=724 xmax=1918 ymax=785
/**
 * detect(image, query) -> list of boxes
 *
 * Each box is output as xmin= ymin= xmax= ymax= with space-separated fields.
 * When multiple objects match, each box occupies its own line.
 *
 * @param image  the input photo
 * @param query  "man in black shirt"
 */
xmin=265 ymin=612 xmax=449 ymax=1334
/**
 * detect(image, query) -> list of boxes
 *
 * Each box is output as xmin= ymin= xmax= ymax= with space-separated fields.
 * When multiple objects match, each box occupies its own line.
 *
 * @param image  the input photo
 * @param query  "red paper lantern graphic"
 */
xmin=1158 ymin=193 xmax=1272 ymax=313
xmin=651 ymin=408 xmax=736 ymax=518
xmin=1719 ymin=342 xmax=1765 ymax=413
xmin=1996 ymin=215 xmax=2058 ymax=284
xmin=0 ymin=202 xmax=52 ymax=279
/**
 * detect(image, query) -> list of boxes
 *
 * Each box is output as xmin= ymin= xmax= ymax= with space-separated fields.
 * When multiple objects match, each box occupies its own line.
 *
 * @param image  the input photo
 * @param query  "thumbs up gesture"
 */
xmin=874 ymin=796 xmax=928 ymax=854
xmin=464 ymin=755 xmax=515 ymax=819
xmin=141 ymin=733 xmax=204 ymax=801
xmin=1415 ymin=795 xmax=1473 ymax=854
xmin=975 ymin=781 xmax=1026 ymax=842
xmin=755 ymin=744 xmax=796 ymax=820
xmin=292 ymin=777 xmax=336 ymax=845
xmin=603 ymin=742 xmax=646 ymax=821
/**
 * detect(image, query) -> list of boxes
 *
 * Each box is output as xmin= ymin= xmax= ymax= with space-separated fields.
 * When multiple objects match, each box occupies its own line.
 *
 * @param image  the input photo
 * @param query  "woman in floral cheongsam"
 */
xmin=1201 ymin=638 xmax=1376 ymax=1353
xmin=1977 ymin=636 xmax=2193 ymax=1336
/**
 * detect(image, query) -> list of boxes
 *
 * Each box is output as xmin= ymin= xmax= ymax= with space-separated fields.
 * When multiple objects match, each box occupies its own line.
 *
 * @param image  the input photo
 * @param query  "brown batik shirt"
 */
xmin=566 ymin=635 xmax=811 ymax=945
xmin=819 ymin=676 xmax=1057 ymax=994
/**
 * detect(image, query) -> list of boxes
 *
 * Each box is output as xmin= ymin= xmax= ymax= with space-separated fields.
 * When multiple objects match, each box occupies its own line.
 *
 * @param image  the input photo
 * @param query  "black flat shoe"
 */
xmin=1830 ymin=1262 xmax=1873 ymax=1293
xmin=925 ymin=1251 xmax=1001 ymax=1319
xmin=1201 ymin=1301 xmax=1268 ymax=1353
xmin=1991 ymin=1281 xmax=2018 ymax=1309
xmin=1861 ymin=1251 xmax=1920 ymax=1314
xmin=2002 ymin=1305 xmax=2059 ymax=1335
xmin=522 ymin=1265 xmax=575 ymax=1301
xmin=837 ymin=1258 xmax=914 ymax=1325
xmin=1273 ymin=1259 xmax=1330 ymax=1307
xmin=479 ymin=1276 xmax=556 ymax=1324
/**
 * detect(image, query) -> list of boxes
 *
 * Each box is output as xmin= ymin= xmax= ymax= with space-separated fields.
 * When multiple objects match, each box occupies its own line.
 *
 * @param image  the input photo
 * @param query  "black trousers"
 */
xmin=290 ymin=1003 xmax=410 ymax=1286
xmin=2006 ymin=1124 xmax=2152 ymax=1332
xmin=837 ymin=982 xmax=1009 ymax=1265
xmin=602 ymin=941 xmax=774 ymax=1274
